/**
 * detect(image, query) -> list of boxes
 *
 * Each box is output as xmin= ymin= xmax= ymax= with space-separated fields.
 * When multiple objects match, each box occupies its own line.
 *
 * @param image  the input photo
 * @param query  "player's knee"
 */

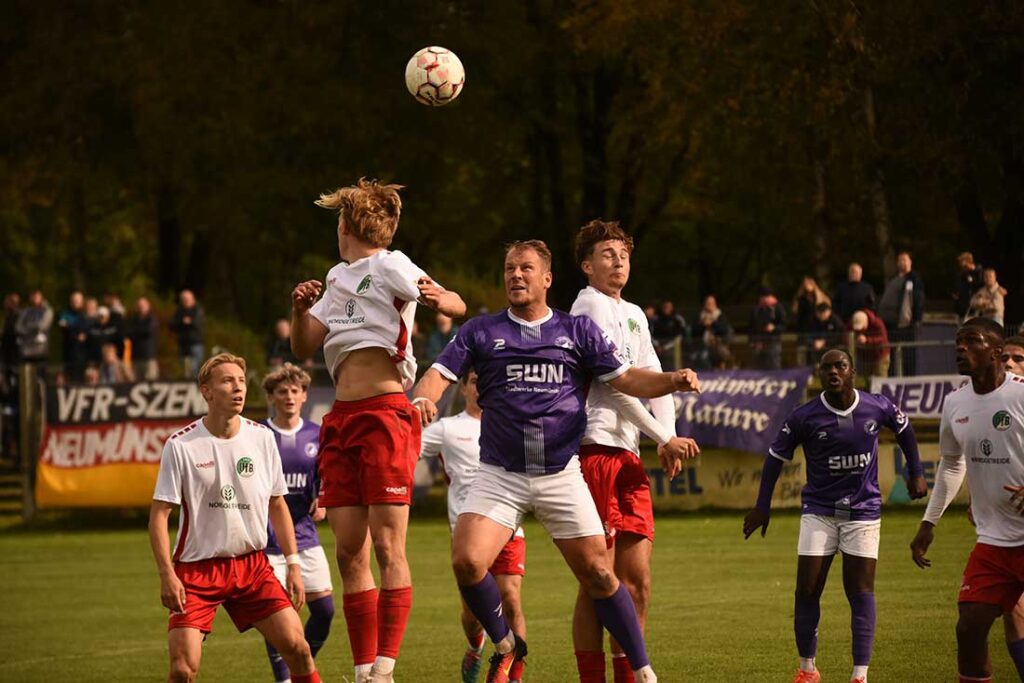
xmin=452 ymin=553 xmax=486 ymax=585
xmin=622 ymin=575 xmax=651 ymax=614
xmin=794 ymin=584 xmax=821 ymax=602
xmin=581 ymin=563 xmax=617 ymax=596
xmin=276 ymin=630 xmax=312 ymax=661
xmin=372 ymin=535 xmax=406 ymax=568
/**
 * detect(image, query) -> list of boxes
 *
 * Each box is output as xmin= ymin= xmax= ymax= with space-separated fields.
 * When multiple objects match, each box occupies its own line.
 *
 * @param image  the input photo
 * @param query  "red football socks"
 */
xmin=292 ymin=672 xmax=320 ymax=683
xmin=576 ymin=650 xmax=606 ymax=683
xmin=613 ymin=653 xmax=635 ymax=683
xmin=509 ymin=658 xmax=525 ymax=681
xmin=377 ymin=586 xmax=413 ymax=659
xmin=342 ymin=588 xmax=379 ymax=666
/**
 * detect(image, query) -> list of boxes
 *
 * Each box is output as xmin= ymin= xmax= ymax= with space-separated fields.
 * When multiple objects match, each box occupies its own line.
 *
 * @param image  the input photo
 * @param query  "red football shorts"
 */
xmin=318 ymin=393 xmax=421 ymax=507
xmin=489 ymin=535 xmax=526 ymax=577
xmin=579 ymin=444 xmax=655 ymax=548
xmin=168 ymin=551 xmax=292 ymax=633
xmin=959 ymin=542 xmax=1024 ymax=612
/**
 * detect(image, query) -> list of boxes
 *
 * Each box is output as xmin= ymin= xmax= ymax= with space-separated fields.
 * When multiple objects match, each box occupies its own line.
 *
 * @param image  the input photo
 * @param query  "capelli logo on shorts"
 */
xmin=385 ymin=486 xmax=408 ymax=495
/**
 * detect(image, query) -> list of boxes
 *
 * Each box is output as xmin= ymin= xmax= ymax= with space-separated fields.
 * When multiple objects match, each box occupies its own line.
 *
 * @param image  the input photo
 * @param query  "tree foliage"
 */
xmin=2 ymin=0 xmax=1021 ymax=328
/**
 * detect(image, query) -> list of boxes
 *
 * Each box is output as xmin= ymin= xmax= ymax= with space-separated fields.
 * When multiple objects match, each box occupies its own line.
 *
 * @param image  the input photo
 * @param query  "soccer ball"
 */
xmin=405 ymin=46 xmax=465 ymax=106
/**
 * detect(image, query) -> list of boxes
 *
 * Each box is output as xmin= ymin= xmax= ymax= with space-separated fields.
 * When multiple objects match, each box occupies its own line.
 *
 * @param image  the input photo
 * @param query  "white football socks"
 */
xmin=852 ymin=664 xmax=869 ymax=680
xmin=800 ymin=657 xmax=817 ymax=672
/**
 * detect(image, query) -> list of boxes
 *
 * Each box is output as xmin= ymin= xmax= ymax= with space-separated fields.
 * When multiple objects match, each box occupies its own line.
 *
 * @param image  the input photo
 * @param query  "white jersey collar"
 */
xmin=267 ymin=418 xmax=304 ymax=436
xmin=507 ymin=307 xmax=553 ymax=328
xmin=819 ymin=389 xmax=860 ymax=417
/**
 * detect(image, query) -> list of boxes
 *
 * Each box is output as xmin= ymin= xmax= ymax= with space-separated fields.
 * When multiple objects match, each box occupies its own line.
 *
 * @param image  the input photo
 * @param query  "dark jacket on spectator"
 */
xmin=833 ymin=281 xmax=876 ymax=322
xmin=651 ymin=313 xmax=688 ymax=346
xmin=88 ymin=318 xmax=123 ymax=361
xmin=2 ymin=306 xmax=21 ymax=366
xmin=16 ymin=300 xmax=54 ymax=361
xmin=808 ymin=312 xmax=845 ymax=345
xmin=128 ymin=313 xmax=159 ymax=361
xmin=266 ymin=335 xmax=299 ymax=366
xmin=749 ymin=297 xmax=786 ymax=338
xmin=878 ymin=271 xmax=925 ymax=329
xmin=170 ymin=305 xmax=205 ymax=353
xmin=953 ymin=266 xmax=984 ymax=318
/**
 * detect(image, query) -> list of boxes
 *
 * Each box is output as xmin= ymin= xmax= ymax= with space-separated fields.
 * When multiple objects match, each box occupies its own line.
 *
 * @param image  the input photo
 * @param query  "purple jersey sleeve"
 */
xmin=879 ymin=394 xmax=924 ymax=478
xmin=433 ymin=318 xmax=477 ymax=381
xmin=573 ymin=315 xmax=628 ymax=382
xmin=768 ymin=415 xmax=803 ymax=461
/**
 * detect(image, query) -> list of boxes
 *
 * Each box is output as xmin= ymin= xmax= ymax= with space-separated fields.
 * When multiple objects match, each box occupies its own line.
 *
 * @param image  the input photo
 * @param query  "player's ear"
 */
xmin=542 ymin=269 xmax=553 ymax=288
xmin=580 ymin=259 xmax=593 ymax=277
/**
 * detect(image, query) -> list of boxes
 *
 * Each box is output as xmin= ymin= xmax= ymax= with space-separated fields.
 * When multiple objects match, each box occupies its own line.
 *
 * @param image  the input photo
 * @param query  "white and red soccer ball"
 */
xmin=405 ymin=46 xmax=465 ymax=106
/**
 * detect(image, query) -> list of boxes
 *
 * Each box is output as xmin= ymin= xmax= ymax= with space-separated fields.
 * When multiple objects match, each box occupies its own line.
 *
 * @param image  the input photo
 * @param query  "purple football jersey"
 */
xmin=769 ymin=390 xmax=915 ymax=520
xmin=433 ymin=308 xmax=628 ymax=474
xmin=263 ymin=419 xmax=322 ymax=553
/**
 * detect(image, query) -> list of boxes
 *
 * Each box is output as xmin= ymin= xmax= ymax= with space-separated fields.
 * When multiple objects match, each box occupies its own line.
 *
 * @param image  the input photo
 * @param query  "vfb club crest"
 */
xmin=993 ymin=411 xmax=1012 ymax=432
xmin=236 ymin=457 xmax=254 ymax=478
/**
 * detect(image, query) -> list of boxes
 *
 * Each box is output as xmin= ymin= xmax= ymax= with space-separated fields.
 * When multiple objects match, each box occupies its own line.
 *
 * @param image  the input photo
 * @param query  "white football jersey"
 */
xmin=310 ymin=250 xmax=430 ymax=390
xmin=570 ymin=286 xmax=675 ymax=452
xmin=420 ymin=411 xmax=524 ymax=538
xmin=153 ymin=418 xmax=288 ymax=563
xmin=935 ymin=374 xmax=1024 ymax=547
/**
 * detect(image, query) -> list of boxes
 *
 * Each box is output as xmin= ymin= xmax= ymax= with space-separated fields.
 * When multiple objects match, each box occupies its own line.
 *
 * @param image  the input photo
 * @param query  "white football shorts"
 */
xmin=798 ymin=514 xmax=881 ymax=559
xmin=460 ymin=455 xmax=604 ymax=540
xmin=267 ymin=545 xmax=333 ymax=594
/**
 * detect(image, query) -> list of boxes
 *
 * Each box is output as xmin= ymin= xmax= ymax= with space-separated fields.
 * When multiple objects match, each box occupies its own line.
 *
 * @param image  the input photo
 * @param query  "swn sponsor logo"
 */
xmin=828 ymin=452 xmax=871 ymax=471
xmin=506 ymin=363 xmax=565 ymax=384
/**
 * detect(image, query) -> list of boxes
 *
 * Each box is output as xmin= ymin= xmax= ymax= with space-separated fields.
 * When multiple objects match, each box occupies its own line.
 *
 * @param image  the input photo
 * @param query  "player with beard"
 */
xmin=745 ymin=348 xmax=927 ymax=683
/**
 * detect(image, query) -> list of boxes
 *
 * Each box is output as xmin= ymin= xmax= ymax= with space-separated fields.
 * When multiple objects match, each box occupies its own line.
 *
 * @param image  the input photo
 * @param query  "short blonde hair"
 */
xmin=197 ymin=353 xmax=247 ymax=386
xmin=505 ymin=239 xmax=553 ymax=270
xmin=262 ymin=362 xmax=312 ymax=395
xmin=315 ymin=178 xmax=404 ymax=248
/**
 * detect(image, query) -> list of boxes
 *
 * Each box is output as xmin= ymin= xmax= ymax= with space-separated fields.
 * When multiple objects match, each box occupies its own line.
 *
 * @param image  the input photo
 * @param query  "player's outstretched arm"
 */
xmin=608 ymin=367 xmax=700 ymax=399
xmin=269 ymin=495 xmax=305 ymax=609
xmin=290 ymin=280 xmax=328 ymax=360
xmin=148 ymin=500 xmax=187 ymax=613
xmin=743 ymin=454 xmax=784 ymax=539
xmin=412 ymin=367 xmax=454 ymax=425
xmin=416 ymin=278 xmax=467 ymax=318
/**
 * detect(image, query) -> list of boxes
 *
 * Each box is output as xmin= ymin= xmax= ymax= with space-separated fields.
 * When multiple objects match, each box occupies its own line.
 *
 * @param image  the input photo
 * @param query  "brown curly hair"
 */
xmin=574 ymin=220 xmax=634 ymax=266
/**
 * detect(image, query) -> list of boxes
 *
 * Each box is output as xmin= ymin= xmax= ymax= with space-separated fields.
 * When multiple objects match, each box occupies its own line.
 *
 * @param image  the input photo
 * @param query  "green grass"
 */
xmin=0 ymin=508 xmax=1004 ymax=682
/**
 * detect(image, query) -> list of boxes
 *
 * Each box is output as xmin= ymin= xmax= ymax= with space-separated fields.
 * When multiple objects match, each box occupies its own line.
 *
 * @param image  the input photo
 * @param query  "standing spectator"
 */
xmin=425 ymin=313 xmax=459 ymax=364
xmin=750 ymin=287 xmax=786 ymax=369
xmin=267 ymin=318 xmax=300 ymax=368
xmin=968 ymin=267 xmax=1007 ymax=327
xmin=952 ymin=251 xmax=984 ymax=320
xmin=128 ymin=296 xmax=160 ymax=380
xmin=57 ymin=290 xmax=90 ymax=382
xmin=2 ymin=293 xmax=22 ymax=376
xmin=878 ymin=251 xmax=925 ymax=376
xmin=15 ymin=289 xmax=54 ymax=376
xmin=847 ymin=309 xmax=890 ymax=377
xmin=98 ymin=342 xmax=135 ymax=384
xmin=651 ymin=299 xmax=688 ymax=370
xmin=643 ymin=304 xmax=657 ymax=333
xmin=103 ymin=293 xmax=126 ymax=323
xmin=792 ymin=275 xmax=831 ymax=339
xmin=169 ymin=288 xmax=205 ymax=377
xmin=808 ymin=302 xmax=845 ymax=355
xmin=88 ymin=306 xmax=123 ymax=362
xmin=693 ymin=295 xmax=734 ymax=369
xmin=83 ymin=364 xmax=100 ymax=386
xmin=832 ymin=262 xmax=877 ymax=323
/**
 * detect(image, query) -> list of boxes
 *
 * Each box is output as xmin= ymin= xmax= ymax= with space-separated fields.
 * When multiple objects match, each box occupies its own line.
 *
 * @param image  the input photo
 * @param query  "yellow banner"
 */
xmin=35 ymin=461 xmax=161 ymax=508
xmin=639 ymin=442 xmax=968 ymax=511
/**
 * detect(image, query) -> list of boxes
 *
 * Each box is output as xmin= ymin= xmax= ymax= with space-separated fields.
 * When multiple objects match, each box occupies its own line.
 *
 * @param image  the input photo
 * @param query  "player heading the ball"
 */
xmin=290 ymin=178 xmax=466 ymax=683
xmin=413 ymin=239 xmax=699 ymax=683
xmin=149 ymin=353 xmax=321 ymax=683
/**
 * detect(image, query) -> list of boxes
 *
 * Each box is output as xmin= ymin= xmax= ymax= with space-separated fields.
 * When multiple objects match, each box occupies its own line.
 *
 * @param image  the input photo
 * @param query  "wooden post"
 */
xmin=18 ymin=363 xmax=38 ymax=521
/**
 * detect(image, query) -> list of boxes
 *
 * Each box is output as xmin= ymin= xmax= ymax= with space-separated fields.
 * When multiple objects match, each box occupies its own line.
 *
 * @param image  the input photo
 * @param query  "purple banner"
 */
xmin=673 ymin=368 xmax=811 ymax=454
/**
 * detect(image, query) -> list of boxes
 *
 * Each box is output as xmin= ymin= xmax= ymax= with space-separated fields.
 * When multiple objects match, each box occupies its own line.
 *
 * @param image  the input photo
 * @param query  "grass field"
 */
xmin=0 ymin=507 xmax=1008 ymax=682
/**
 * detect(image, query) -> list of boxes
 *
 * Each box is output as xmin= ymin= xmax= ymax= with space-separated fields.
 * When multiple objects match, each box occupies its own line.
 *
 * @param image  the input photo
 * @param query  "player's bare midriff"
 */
xmin=333 ymin=347 xmax=405 ymax=401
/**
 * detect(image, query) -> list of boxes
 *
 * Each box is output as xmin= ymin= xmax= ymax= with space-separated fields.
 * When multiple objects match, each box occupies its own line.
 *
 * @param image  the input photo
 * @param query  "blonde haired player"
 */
xmin=290 ymin=178 xmax=466 ymax=683
xmin=149 ymin=354 xmax=321 ymax=683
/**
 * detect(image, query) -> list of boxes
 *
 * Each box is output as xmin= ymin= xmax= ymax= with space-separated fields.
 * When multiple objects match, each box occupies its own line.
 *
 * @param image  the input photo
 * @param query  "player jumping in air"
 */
xmin=149 ymin=354 xmax=321 ymax=683
xmin=910 ymin=320 xmax=1024 ymax=683
xmin=261 ymin=363 xmax=334 ymax=683
xmin=413 ymin=240 xmax=700 ymax=683
xmin=290 ymin=179 xmax=466 ymax=683
xmin=420 ymin=370 xmax=528 ymax=683
xmin=569 ymin=220 xmax=699 ymax=683
xmin=744 ymin=348 xmax=927 ymax=683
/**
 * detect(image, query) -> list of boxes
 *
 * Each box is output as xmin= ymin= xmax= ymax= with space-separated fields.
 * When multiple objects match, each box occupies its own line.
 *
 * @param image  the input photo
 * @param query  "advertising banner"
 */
xmin=673 ymin=369 xmax=812 ymax=455
xmin=35 ymin=382 xmax=206 ymax=507
xmin=869 ymin=374 xmax=965 ymax=419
